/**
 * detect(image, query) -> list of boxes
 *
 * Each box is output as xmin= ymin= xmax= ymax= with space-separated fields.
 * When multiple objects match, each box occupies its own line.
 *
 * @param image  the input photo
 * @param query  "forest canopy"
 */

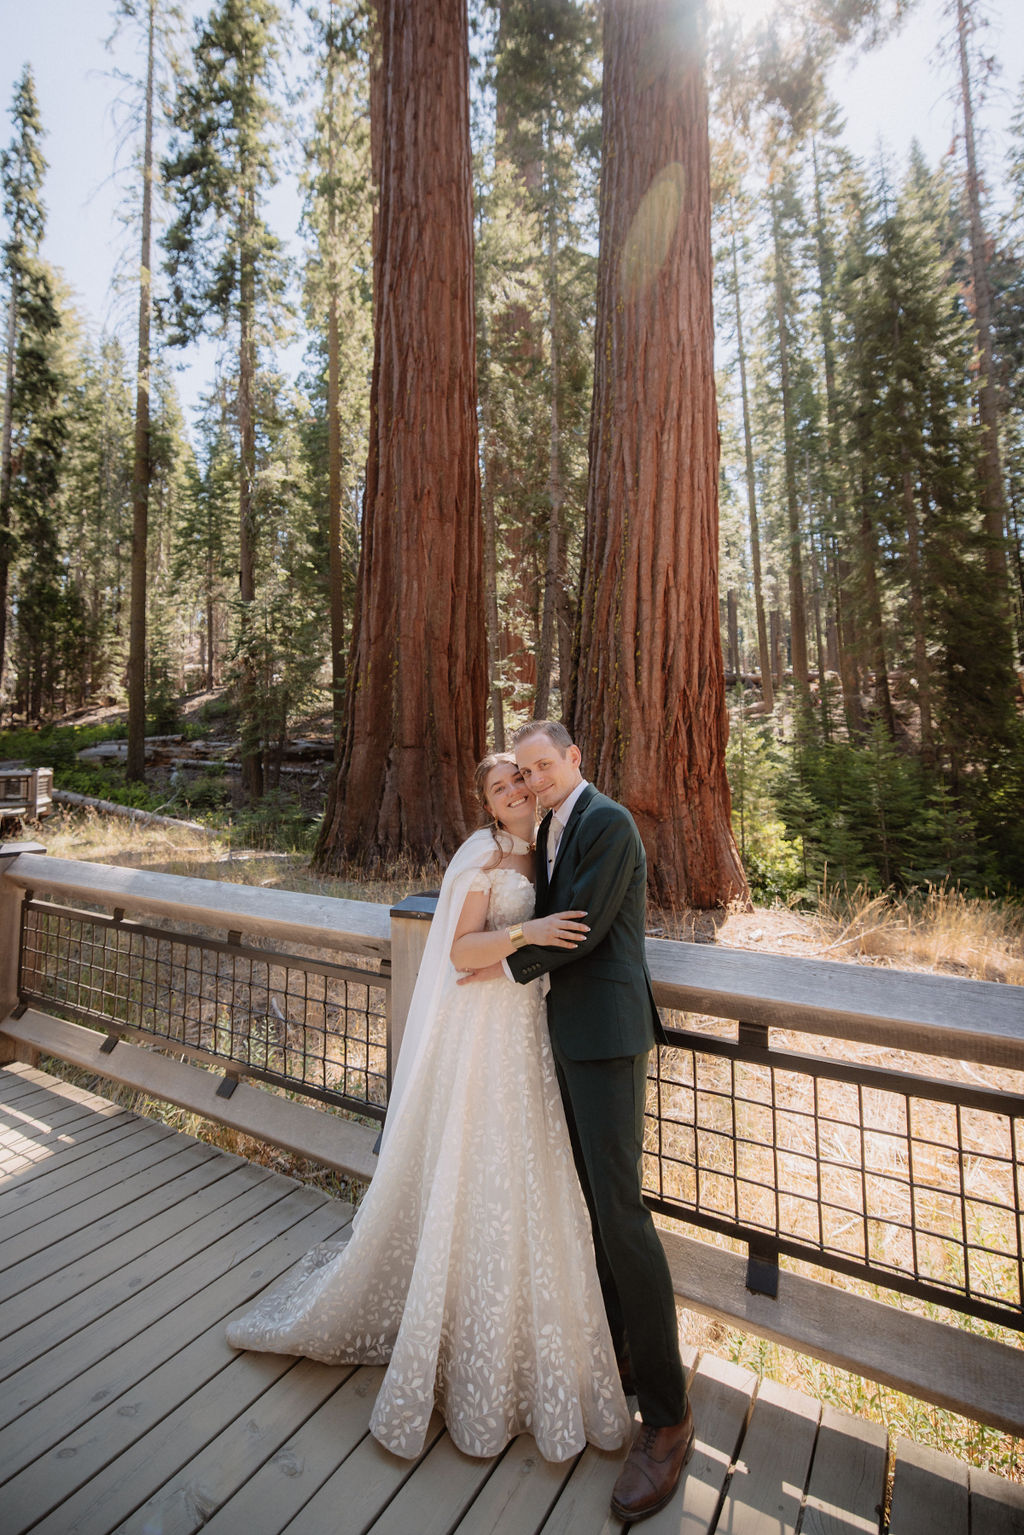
xmin=1 ymin=0 xmax=1023 ymax=907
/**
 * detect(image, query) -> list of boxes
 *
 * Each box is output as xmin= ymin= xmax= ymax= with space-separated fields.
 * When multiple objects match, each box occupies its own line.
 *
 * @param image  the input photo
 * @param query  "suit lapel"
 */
xmin=536 ymin=811 xmax=553 ymax=901
xmin=549 ymin=783 xmax=595 ymax=884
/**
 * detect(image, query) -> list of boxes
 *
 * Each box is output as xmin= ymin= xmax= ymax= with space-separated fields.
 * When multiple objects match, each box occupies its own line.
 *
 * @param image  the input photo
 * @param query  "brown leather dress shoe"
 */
xmin=610 ymin=1406 xmax=695 ymax=1522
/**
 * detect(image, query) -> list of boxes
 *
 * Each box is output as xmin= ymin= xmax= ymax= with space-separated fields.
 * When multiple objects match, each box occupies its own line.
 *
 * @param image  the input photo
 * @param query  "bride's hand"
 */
xmin=527 ymin=910 xmax=589 ymax=949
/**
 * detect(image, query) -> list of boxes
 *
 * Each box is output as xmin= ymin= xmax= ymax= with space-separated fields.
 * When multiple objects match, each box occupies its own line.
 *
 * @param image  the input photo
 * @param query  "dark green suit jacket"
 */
xmin=507 ymin=784 xmax=665 ymax=1060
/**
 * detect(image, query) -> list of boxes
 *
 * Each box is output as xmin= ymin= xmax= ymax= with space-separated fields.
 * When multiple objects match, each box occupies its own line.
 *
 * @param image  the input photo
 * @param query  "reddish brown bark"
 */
xmin=316 ymin=0 xmax=487 ymax=868
xmin=571 ymin=0 xmax=747 ymax=911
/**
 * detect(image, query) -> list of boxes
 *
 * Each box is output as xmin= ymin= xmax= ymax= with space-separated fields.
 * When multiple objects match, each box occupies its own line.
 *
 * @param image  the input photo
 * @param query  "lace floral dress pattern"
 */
xmin=226 ymin=866 xmax=630 ymax=1461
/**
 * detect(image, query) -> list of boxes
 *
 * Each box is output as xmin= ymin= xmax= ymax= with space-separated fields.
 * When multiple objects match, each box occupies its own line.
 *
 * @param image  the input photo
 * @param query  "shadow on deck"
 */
xmin=1 ymin=1063 xmax=1021 ymax=1535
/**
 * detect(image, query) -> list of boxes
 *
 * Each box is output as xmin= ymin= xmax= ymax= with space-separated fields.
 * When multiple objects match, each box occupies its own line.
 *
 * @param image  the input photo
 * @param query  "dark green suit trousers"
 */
xmin=508 ymin=785 xmax=687 ymax=1426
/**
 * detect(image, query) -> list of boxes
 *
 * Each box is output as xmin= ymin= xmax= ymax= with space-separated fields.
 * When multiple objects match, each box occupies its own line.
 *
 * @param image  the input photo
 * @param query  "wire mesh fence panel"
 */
xmin=19 ymin=898 xmax=389 ymax=1121
xmin=16 ymin=892 xmax=1024 ymax=1326
xmin=645 ymin=1021 xmax=1024 ymax=1330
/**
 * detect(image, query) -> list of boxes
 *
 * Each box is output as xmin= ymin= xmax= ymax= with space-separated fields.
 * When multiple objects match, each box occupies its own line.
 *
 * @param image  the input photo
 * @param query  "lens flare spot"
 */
xmin=619 ymin=162 xmax=686 ymax=302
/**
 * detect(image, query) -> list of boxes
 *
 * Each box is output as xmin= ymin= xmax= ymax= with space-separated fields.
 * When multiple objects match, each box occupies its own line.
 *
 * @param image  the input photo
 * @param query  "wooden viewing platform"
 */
xmin=2 ymin=1063 xmax=1022 ymax=1535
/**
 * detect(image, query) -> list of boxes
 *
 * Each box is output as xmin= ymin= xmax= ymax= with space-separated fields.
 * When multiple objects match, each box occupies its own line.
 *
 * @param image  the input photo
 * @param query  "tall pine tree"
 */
xmin=161 ymin=0 xmax=291 ymax=798
xmin=0 ymin=67 xmax=66 ymax=717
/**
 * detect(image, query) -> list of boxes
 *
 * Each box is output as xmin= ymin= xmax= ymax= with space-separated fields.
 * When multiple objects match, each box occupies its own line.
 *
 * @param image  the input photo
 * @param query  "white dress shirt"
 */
xmin=545 ymin=778 xmax=589 ymax=878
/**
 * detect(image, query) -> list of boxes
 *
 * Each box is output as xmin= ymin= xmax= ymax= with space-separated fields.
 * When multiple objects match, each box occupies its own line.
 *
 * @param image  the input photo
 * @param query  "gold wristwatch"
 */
xmin=507 ymin=923 xmax=528 ymax=949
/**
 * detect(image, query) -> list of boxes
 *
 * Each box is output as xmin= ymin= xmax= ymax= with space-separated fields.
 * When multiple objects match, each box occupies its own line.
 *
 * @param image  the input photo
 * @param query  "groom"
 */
xmin=506 ymin=720 xmax=692 ymax=1521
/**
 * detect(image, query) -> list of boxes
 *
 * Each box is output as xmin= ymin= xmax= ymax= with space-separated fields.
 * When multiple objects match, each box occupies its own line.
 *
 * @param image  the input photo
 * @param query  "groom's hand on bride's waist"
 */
xmin=456 ymin=962 xmax=505 ymax=986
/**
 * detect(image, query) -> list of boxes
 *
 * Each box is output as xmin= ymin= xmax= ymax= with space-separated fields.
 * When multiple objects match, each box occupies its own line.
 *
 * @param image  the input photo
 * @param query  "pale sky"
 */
xmin=2 ymin=0 xmax=1023 ymax=423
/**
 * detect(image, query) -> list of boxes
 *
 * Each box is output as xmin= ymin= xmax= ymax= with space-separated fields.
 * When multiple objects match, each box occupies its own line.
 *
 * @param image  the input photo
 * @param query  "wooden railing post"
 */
xmin=388 ymin=893 xmax=438 ymax=1089
xmin=0 ymin=840 xmax=45 ymax=1066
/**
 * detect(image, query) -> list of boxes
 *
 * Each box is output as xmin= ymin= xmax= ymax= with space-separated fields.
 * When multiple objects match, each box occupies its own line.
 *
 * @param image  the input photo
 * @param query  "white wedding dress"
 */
xmin=226 ymin=859 xmax=630 ymax=1462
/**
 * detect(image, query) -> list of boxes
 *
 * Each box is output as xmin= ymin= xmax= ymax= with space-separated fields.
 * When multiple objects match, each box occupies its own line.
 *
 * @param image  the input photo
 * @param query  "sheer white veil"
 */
xmin=380 ymin=826 xmax=502 ymax=1150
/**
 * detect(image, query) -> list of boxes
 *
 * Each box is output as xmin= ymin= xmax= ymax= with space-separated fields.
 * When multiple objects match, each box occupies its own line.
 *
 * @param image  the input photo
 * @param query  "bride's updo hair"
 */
xmin=474 ymin=751 xmax=518 ymax=857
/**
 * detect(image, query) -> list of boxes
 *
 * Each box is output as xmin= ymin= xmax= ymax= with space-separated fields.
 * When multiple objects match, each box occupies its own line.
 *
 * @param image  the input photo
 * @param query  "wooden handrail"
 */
xmin=647 ymin=936 xmax=1024 ymax=1068
xmin=0 ymin=852 xmax=391 ymax=959
xmin=6 ymin=853 xmax=1022 ymax=1064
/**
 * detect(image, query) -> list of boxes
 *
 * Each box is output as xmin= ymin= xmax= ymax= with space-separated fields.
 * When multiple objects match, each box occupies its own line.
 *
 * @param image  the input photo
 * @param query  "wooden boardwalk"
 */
xmin=1 ymin=1063 xmax=1021 ymax=1535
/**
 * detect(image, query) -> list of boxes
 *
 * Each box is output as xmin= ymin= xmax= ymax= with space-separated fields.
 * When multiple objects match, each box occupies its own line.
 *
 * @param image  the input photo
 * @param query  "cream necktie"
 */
xmin=546 ymin=814 xmax=562 ymax=878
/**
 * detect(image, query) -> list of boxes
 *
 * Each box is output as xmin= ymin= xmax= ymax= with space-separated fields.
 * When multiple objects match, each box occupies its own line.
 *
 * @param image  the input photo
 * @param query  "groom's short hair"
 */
xmin=513 ymin=719 xmax=574 ymax=752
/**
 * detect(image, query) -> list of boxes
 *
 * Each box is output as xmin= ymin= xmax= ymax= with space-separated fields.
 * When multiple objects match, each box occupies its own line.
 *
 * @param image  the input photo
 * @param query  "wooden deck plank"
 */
xmin=365 ymin=1433 xmax=511 ymax=1535
xmin=0 ymin=1061 xmax=123 ymax=1111
xmin=712 ymin=1377 xmax=820 ymax=1535
xmin=0 ymin=1169 xmax=296 ymax=1423
xmin=0 ymin=1104 xmax=139 ymax=1180
xmin=0 ymin=1078 xmax=112 ymax=1126
xmin=0 ymin=1097 xmax=130 ymax=1171
xmin=450 ymin=1435 xmax=576 ymax=1535
xmin=0 ymin=1120 xmax=178 ymax=1223
xmin=4 ymin=1009 xmax=382 ymax=1183
xmin=0 ymin=1159 xmax=278 ymax=1373
xmin=277 ymin=1413 xmax=448 ymax=1535
xmin=0 ymin=1067 xmax=102 ymax=1112
xmin=0 ymin=1074 xmax=106 ymax=1117
xmin=969 ymin=1465 xmax=1024 ymax=1535
xmin=200 ymin=1365 xmax=391 ymax=1535
xmin=0 ymin=1062 xmax=58 ymax=1098
xmin=0 ymin=1198 xmax=351 ymax=1510
xmin=0 ymin=1140 xmax=224 ymax=1284
xmin=2 ymin=1068 xmax=1023 ymax=1535
xmin=888 ymin=1436 xmax=969 ymax=1535
xmin=46 ymin=1355 xmax=354 ymax=1535
xmin=0 ymin=1111 xmax=118 ymax=1173
xmin=0 ymin=1145 xmax=240 ymax=1317
xmin=0 ymin=1106 xmax=169 ymax=1189
xmin=0 ymin=1061 xmax=146 ymax=1113
xmin=800 ymin=1404 xmax=888 ymax=1535
xmin=641 ymin=1351 xmax=758 ymax=1535
xmin=536 ymin=1441 xmax=631 ymax=1534
xmin=0 ymin=1066 xmax=142 ymax=1132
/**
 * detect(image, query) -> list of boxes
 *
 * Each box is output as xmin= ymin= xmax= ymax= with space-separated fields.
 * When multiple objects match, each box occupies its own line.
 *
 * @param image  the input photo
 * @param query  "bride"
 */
xmin=226 ymin=753 xmax=631 ymax=1462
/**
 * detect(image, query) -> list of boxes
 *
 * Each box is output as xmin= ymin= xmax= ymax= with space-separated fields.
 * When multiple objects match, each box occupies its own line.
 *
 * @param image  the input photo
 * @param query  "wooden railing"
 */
xmin=1 ymin=842 xmax=1022 ymax=1440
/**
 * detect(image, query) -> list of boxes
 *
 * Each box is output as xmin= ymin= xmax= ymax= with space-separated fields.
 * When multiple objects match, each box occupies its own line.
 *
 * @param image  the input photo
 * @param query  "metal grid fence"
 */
xmin=18 ymin=897 xmax=389 ymax=1121
xmin=645 ymin=1022 xmax=1024 ymax=1330
xmin=14 ymin=890 xmax=1024 ymax=1330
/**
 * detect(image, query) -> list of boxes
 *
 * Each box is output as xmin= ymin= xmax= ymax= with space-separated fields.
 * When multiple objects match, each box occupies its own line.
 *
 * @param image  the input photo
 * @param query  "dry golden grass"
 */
xmin=33 ymin=805 xmax=445 ymax=907
xmin=813 ymin=880 xmax=1024 ymax=984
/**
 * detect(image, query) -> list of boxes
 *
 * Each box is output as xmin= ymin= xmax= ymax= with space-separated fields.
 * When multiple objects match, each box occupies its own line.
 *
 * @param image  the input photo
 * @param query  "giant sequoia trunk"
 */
xmin=316 ymin=0 xmax=487 ymax=868
xmin=571 ymin=0 xmax=747 ymax=910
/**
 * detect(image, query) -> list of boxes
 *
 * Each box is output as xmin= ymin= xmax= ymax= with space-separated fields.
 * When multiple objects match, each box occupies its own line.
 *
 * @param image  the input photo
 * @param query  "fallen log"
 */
xmin=52 ymin=789 xmax=221 ymax=838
